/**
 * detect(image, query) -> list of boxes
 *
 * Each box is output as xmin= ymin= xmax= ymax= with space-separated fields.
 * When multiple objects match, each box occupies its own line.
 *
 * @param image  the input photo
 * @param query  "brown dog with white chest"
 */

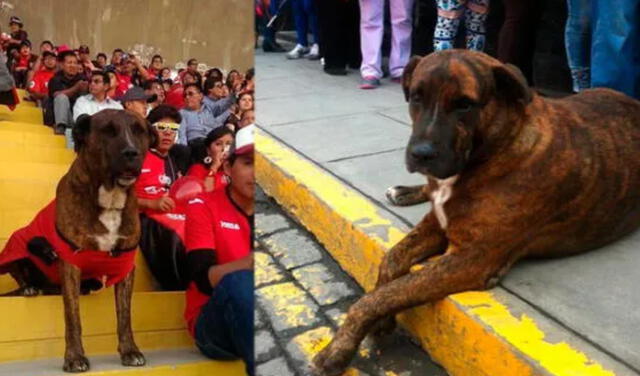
xmin=313 ymin=50 xmax=640 ymax=375
xmin=0 ymin=109 xmax=154 ymax=372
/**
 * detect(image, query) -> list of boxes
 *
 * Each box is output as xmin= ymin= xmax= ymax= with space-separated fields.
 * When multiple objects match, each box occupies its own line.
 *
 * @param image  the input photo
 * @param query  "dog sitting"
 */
xmin=313 ymin=50 xmax=640 ymax=375
xmin=0 ymin=109 xmax=155 ymax=372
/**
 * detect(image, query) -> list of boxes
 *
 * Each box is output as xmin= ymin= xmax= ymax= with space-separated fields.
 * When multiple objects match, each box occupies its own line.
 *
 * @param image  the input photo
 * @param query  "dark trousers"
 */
xmin=497 ymin=0 xmax=545 ymax=85
xmin=194 ymin=270 xmax=254 ymax=376
xmin=315 ymin=0 xmax=362 ymax=70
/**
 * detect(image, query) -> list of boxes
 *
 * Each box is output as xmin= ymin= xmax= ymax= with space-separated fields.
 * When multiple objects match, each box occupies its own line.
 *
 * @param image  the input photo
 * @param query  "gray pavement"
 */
xmin=255 ymin=188 xmax=447 ymax=376
xmin=256 ymin=47 xmax=640 ymax=373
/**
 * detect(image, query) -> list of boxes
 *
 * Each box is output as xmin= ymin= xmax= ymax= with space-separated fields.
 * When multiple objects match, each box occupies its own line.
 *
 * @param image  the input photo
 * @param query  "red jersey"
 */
xmin=0 ymin=200 xmax=136 ymax=286
xmin=165 ymin=85 xmax=185 ymax=109
xmin=183 ymin=189 xmax=251 ymax=336
xmin=116 ymin=73 xmax=133 ymax=98
xmin=186 ymin=163 xmax=228 ymax=191
xmin=28 ymin=69 xmax=55 ymax=95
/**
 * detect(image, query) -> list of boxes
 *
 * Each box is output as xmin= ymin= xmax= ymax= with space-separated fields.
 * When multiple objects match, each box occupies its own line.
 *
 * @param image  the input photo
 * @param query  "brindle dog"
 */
xmin=3 ymin=110 xmax=154 ymax=372
xmin=313 ymin=50 xmax=640 ymax=375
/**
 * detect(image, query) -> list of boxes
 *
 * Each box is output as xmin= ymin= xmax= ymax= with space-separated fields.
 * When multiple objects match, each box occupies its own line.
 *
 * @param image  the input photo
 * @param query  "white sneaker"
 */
xmin=286 ymin=44 xmax=309 ymax=60
xmin=304 ymin=43 xmax=320 ymax=60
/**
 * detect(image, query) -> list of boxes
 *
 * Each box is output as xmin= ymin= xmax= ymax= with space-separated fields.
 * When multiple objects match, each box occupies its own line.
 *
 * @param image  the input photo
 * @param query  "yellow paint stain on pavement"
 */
xmin=291 ymin=326 xmax=333 ymax=363
xmin=258 ymin=283 xmax=318 ymax=328
xmin=256 ymin=130 xmax=620 ymax=376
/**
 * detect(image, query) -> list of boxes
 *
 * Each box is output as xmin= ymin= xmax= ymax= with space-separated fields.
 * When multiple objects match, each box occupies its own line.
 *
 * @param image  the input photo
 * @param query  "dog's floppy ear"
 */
xmin=402 ymin=55 xmax=422 ymax=102
xmin=72 ymin=114 xmax=92 ymax=153
xmin=493 ymin=63 xmax=532 ymax=106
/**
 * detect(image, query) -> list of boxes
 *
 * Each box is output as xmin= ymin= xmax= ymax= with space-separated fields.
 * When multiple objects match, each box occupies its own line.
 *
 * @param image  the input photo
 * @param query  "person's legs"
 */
xmin=263 ymin=0 xmax=285 ymax=52
xmin=497 ymin=0 xmax=544 ymax=84
xmin=565 ymin=0 xmax=592 ymax=92
xmin=346 ymin=0 xmax=363 ymax=70
xmin=293 ymin=0 xmax=309 ymax=47
xmin=194 ymin=270 xmax=255 ymax=376
xmin=359 ymin=0 xmax=385 ymax=79
xmin=464 ymin=0 xmax=490 ymax=51
xmin=434 ymin=0 xmax=466 ymax=51
xmin=590 ymin=0 xmax=640 ymax=98
xmin=388 ymin=0 xmax=415 ymax=79
xmin=53 ymin=94 xmax=73 ymax=139
xmin=304 ymin=0 xmax=320 ymax=45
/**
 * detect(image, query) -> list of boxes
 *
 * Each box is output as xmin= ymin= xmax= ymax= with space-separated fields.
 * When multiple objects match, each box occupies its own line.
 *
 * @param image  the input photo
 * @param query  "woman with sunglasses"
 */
xmin=134 ymin=104 xmax=188 ymax=290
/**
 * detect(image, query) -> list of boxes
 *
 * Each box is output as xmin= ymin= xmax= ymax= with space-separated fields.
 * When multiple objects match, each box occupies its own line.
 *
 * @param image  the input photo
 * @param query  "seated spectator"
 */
xmin=148 ymin=54 xmax=164 ymax=78
xmin=160 ymin=68 xmax=172 ymax=81
xmin=144 ymin=79 xmax=166 ymax=110
xmin=162 ymin=78 xmax=173 ymax=93
xmin=72 ymin=71 xmax=123 ymax=122
xmin=105 ymin=70 xmax=119 ymax=99
xmin=47 ymin=50 xmax=88 ymax=133
xmin=182 ymin=70 xmax=198 ymax=86
xmin=40 ymin=40 xmax=54 ymax=53
xmin=230 ymin=91 xmax=254 ymax=123
xmin=244 ymin=68 xmax=255 ymax=91
xmin=94 ymin=52 xmax=108 ymax=69
xmin=12 ymin=40 xmax=37 ymax=88
xmin=182 ymin=58 xmax=203 ymax=87
xmin=27 ymin=50 xmax=57 ymax=105
xmin=178 ymin=83 xmax=235 ymax=146
xmin=120 ymin=86 xmax=156 ymax=118
xmin=77 ymin=44 xmax=95 ymax=77
xmin=203 ymin=77 xmax=227 ymax=103
xmin=105 ymin=48 xmax=124 ymax=71
xmin=135 ymin=104 xmax=188 ymax=290
xmin=239 ymin=109 xmax=255 ymax=129
xmin=205 ymin=67 xmax=223 ymax=82
xmin=6 ymin=16 xmax=28 ymax=66
xmin=187 ymin=126 xmax=234 ymax=192
xmin=184 ymin=124 xmax=254 ymax=376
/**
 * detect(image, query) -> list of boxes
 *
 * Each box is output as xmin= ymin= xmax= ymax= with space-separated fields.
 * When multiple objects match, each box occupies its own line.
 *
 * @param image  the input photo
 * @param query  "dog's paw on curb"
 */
xmin=63 ymin=355 xmax=90 ymax=373
xmin=121 ymin=351 xmax=146 ymax=367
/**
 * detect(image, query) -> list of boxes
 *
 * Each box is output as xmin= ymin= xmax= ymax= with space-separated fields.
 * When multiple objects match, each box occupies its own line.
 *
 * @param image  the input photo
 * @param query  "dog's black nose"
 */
xmin=121 ymin=147 xmax=139 ymax=160
xmin=410 ymin=142 xmax=438 ymax=161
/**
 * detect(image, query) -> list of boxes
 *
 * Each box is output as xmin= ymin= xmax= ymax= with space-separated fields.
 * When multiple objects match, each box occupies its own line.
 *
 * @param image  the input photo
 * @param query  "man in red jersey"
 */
xmin=27 ymin=50 xmax=56 ymax=104
xmin=183 ymin=124 xmax=254 ymax=376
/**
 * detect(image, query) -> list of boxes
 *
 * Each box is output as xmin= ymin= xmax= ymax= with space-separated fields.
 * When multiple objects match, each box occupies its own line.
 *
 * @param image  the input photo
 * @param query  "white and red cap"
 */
xmin=232 ymin=124 xmax=254 ymax=156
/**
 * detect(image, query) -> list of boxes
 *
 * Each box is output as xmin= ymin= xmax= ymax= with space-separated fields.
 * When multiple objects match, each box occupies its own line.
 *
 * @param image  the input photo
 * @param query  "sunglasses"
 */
xmin=152 ymin=122 xmax=180 ymax=132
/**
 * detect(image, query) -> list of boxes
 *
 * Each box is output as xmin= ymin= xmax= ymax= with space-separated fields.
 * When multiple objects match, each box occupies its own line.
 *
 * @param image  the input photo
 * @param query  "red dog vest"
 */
xmin=0 ymin=200 xmax=136 ymax=286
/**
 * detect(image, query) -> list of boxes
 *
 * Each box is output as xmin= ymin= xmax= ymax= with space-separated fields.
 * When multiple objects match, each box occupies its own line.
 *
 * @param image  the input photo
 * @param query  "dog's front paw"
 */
xmin=63 ymin=355 xmax=90 ymax=373
xmin=121 ymin=350 xmax=146 ymax=367
xmin=312 ymin=341 xmax=356 ymax=376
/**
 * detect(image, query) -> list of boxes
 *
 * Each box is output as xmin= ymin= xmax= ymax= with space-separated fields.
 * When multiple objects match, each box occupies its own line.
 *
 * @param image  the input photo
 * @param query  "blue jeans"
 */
xmin=565 ymin=0 xmax=592 ymax=92
xmin=591 ymin=0 xmax=640 ymax=99
xmin=194 ymin=270 xmax=254 ymax=376
xmin=293 ymin=0 xmax=319 ymax=46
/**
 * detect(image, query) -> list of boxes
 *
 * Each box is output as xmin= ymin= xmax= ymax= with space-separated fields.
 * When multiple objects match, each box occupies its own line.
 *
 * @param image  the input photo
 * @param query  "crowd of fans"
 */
xmin=257 ymin=0 xmax=640 ymax=99
xmin=0 ymin=15 xmax=255 ymax=376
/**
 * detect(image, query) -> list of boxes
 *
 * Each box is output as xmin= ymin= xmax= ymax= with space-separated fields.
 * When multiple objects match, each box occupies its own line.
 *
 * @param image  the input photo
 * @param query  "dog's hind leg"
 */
xmin=115 ymin=269 xmax=145 ymax=367
xmin=371 ymin=215 xmax=447 ymax=336
xmin=385 ymin=184 xmax=431 ymax=206
xmin=313 ymin=246 xmax=515 ymax=376
xmin=60 ymin=261 xmax=90 ymax=373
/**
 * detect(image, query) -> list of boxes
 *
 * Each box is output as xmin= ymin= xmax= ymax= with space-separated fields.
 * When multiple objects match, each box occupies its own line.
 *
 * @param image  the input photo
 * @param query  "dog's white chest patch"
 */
xmin=93 ymin=185 xmax=127 ymax=251
xmin=430 ymin=176 xmax=458 ymax=229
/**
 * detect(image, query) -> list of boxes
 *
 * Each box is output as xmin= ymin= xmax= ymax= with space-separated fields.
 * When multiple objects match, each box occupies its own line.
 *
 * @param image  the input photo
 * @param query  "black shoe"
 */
xmin=54 ymin=124 xmax=66 ymax=135
xmin=263 ymin=40 xmax=285 ymax=53
xmin=324 ymin=67 xmax=347 ymax=76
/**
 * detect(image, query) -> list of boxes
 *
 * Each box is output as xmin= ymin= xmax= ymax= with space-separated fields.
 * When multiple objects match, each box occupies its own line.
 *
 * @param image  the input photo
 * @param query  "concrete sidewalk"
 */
xmin=255 ymin=47 xmax=640 ymax=376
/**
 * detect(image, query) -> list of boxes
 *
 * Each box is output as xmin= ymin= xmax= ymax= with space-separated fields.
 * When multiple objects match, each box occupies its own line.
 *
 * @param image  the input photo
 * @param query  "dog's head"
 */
xmin=402 ymin=50 xmax=532 ymax=179
xmin=73 ymin=109 xmax=156 ymax=188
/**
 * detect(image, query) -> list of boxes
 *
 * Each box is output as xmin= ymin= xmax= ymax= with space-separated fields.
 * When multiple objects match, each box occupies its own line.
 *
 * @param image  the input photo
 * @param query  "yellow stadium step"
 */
xmin=0 ymin=130 xmax=65 ymax=149
xmin=0 ymin=348 xmax=246 ymax=376
xmin=0 ymin=290 xmax=193 ymax=362
xmin=0 ymin=145 xmax=74 ymax=165
xmin=0 ymin=104 xmax=44 ymax=124
xmin=0 ymin=120 xmax=53 ymax=134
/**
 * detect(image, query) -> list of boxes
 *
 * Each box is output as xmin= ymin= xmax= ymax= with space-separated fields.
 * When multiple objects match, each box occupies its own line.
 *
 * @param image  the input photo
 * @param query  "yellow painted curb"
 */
xmin=255 ymin=130 xmax=622 ymax=376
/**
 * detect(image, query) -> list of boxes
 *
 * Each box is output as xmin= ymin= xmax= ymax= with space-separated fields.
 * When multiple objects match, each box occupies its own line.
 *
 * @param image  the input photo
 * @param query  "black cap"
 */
xmin=9 ymin=16 xmax=23 ymax=26
xmin=119 ymin=86 xmax=157 ymax=103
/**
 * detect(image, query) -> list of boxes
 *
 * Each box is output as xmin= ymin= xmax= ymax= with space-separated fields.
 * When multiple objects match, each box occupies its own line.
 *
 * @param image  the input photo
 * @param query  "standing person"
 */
xmin=315 ymin=0 xmax=361 ymax=76
xmin=433 ymin=0 xmax=490 ymax=52
xmin=6 ymin=16 xmax=27 ymax=67
xmin=497 ymin=0 xmax=545 ymax=85
xmin=183 ymin=124 xmax=255 ymax=376
xmin=47 ymin=51 xmax=88 ymax=133
xmin=261 ymin=0 xmax=286 ymax=52
xmin=565 ymin=0 xmax=592 ymax=92
xmin=359 ymin=0 xmax=414 ymax=89
xmin=286 ymin=0 xmax=320 ymax=60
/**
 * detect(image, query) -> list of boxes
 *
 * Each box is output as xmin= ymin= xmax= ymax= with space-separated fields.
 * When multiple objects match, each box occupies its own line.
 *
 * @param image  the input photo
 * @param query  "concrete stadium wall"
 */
xmin=0 ymin=0 xmax=254 ymax=72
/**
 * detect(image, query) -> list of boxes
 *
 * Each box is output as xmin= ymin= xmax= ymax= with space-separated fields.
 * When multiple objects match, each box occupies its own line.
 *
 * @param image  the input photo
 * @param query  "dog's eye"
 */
xmin=452 ymin=97 xmax=476 ymax=113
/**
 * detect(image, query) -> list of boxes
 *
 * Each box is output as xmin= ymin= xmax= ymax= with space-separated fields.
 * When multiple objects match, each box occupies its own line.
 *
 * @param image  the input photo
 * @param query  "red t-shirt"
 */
xmin=183 ymin=189 xmax=251 ymax=336
xmin=186 ymin=163 xmax=228 ymax=191
xmin=116 ymin=73 xmax=133 ymax=98
xmin=0 ymin=200 xmax=136 ymax=287
xmin=165 ymin=85 xmax=184 ymax=109
xmin=28 ymin=69 xmax=55 ymax=95
xmin=135 ymin=150 xmax=178 ymax=214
